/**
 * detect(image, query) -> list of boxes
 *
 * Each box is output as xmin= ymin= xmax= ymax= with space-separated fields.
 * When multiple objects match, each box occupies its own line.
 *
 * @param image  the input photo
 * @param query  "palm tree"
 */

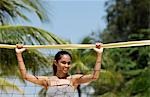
xmin=0 ymin=0 xmax=59 ymax=95
xmin=0 ymin=25 xmax=68 ymax=96
xmin=0 ymin=1 xmax=108 ymax=97
xmin=0 ymin=0 xmax=48 ymax=25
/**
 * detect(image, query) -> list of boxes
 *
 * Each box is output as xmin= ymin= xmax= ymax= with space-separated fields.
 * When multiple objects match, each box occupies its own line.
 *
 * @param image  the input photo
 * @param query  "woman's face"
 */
xmin=55 ymin=54 xmax=72 ymax=74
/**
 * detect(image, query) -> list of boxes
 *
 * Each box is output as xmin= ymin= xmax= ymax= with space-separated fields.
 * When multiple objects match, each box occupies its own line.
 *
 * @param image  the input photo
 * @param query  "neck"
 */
xmin=56 ymin=71 xmax=68 ymax=79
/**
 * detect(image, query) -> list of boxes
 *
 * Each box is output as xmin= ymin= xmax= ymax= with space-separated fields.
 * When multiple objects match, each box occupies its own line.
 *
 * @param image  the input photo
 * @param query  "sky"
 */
xmin=24 ymin=0 xmax=107 ymax=43
xmin=49 ymin=0 xmax=107 ymax=43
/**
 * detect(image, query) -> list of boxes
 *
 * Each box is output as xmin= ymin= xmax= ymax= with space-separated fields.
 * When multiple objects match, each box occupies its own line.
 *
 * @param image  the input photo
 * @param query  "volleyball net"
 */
xmin=0 ymin=40 xmax=150 ymax=97
xmin=0 ymin=40 xmax=150 ymax=49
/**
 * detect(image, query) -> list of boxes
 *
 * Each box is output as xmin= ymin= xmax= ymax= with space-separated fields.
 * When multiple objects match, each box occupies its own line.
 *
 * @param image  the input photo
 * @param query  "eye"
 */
xmin=61 ymin=61 xmax=67 ymax=64
xmin=60 ymin=61 xmax=71 ymax=65
xmin=67 ymin=62 xmax=71 ymax=65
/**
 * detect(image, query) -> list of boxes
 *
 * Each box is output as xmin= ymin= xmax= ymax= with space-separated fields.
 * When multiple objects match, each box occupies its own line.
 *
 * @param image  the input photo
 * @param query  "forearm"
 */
xmin=92 ymin=53 xmax=102 ymax=80
xmin=16 ymin=53 xmax=27 ymax=79
xmin=74 ymin=53 xmax=102 ymax=84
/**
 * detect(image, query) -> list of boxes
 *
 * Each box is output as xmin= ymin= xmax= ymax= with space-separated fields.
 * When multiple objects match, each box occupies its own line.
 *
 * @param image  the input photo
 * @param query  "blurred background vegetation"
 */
xmin=0 ymin=0 xmax=150 ymax=97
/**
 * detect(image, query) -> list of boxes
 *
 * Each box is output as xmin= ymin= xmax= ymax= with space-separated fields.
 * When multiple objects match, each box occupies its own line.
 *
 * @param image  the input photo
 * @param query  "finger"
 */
xmin=95 ymin=43 xmax=102 ymax=49
xmin=22 ymin=48 xmax=26 ymax=51
xmin=16 ymin=44 xmax=23 ymax=49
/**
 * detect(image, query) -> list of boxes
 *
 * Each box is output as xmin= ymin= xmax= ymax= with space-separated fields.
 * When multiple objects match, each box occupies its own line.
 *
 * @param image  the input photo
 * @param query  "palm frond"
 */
xmin=0 ymin=0 xmax=49 ymax=24
xmin=22 ymin=0 xmax=49 ymax=22
xmin=0 ymin=25 xmax=65 ymax=45
xmin=0 ymin=25 xmax=66 ymax=76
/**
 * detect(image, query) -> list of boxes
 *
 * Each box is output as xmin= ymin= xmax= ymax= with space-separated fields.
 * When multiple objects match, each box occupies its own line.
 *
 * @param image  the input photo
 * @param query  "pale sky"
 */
xmin=22 ymin=0 xmax=107 ymax=43
xmin=49 ymin=0 xmax=107 ymax=43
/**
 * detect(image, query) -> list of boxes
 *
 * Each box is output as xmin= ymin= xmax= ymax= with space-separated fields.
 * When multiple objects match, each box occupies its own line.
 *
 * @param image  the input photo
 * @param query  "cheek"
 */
xmin=57 ymin=63 xmax=64 ymax=69
xmin=68 ymin=65 xmax=71 ymax=68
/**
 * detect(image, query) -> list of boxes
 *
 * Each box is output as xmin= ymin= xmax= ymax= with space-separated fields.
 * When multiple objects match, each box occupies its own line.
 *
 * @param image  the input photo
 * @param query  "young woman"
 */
xmin=15 ymin=43 xmax=103 ymax=97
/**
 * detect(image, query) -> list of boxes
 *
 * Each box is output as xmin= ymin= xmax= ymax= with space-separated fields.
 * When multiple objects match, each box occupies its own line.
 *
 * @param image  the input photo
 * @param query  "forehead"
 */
xmin=59 ymin=54 xmax=71 ymax=61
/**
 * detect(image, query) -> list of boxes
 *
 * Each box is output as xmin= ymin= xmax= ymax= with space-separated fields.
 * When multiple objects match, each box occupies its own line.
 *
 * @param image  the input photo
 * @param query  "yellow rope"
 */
xmin=0 ymin=40 xmax=150 ymax=49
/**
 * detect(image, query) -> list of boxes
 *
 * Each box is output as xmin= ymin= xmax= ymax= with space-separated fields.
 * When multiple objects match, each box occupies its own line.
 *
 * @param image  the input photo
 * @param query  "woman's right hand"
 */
xmin=15 ymin=44 xmax=26 ymax=54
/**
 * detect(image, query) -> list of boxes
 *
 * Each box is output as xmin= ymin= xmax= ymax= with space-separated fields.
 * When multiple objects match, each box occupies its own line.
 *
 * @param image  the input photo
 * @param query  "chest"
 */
xmin=49 ymin=78 xmax=72 ymax=86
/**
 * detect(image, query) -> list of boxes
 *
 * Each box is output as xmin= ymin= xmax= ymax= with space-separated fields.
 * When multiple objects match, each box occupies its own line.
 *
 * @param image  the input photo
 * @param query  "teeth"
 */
xmin=64 ymin=68 xmax=68 ymax=71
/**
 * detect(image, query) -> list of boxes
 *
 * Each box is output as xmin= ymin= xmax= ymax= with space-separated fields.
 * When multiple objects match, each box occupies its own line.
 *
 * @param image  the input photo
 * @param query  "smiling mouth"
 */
xmin=64 ymin=68 xmax=68 ymax=71
xmin=63 ymin=68 xmax=69 ymax=71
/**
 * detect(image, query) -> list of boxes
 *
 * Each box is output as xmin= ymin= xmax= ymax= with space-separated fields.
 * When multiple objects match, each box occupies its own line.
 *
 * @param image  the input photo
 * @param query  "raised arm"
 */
xmin=15 ymin=45 xmax=49 ymax=88
xmin=73 ymin=43 xmax=103 ymax=85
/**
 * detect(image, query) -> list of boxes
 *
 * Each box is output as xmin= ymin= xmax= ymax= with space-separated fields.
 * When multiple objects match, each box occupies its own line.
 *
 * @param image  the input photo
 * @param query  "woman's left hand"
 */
xmin=93 ymin=43 xmax=103 ymax=54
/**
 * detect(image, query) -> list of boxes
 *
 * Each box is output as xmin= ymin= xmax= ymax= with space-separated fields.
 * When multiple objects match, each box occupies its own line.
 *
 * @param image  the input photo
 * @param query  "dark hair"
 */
xmin=53 ymin=51 xmax=72 ymax=75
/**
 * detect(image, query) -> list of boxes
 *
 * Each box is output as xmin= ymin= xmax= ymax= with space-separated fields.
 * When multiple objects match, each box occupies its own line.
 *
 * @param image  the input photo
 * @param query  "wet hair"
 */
xmin=53 ymin=51 xmax=72 ymax=75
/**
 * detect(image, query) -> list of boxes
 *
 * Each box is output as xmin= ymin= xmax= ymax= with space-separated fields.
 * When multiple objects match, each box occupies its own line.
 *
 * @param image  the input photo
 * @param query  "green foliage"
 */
xmin=0 ymin=0 xmax=49 ymax=24
xmin=101 ymin=0 xmax=150 ymax=42
xmin=0 ymin=25 xmax=67 ymax=96
xmin=0 ymin=0 xmax=54 ymax=95
xmin=0 ymin=25 xmax=66 ymax=45
xmin=86 ymin=0 xmax=150 ymax=97
xmin=0 ymin=25 xmax=66 ymax=76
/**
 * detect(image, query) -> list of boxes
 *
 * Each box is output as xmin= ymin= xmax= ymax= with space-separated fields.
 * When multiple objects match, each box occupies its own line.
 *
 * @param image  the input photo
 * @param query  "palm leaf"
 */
xmin=0 ymin=0 xmax=49 ymax=24
xmin=22 ymin=0 xmax=48 ymax=22
xmin=0 ymin=25 xmax=66 ymax=76
xmin=0 ymin=25 xmax=66 ymax=44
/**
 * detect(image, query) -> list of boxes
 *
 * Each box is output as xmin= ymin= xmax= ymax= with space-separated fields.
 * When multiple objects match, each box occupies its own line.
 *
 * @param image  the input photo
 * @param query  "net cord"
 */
xmin=0 ymin=40 xmax=150 ymax=49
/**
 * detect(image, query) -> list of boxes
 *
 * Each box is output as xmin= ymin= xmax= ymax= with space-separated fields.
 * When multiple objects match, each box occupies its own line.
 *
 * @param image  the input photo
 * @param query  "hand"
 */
xmin=15 ymin=44 xmax=26 ymax=54
xmin=93 ymin=43 xmax=103 ymax=54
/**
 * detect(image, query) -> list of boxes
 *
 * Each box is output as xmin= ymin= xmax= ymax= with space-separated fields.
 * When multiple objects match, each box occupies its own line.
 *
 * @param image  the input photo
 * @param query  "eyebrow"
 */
xmin=60 ymin=61 xmax=71 ymax=64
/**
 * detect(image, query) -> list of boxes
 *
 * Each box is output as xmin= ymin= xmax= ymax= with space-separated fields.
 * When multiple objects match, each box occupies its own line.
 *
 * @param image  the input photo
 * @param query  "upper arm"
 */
xmin=73 ymin=74 xmax=95 ymax=85
xmin=24 ymin=74 xmax=49 ymax=88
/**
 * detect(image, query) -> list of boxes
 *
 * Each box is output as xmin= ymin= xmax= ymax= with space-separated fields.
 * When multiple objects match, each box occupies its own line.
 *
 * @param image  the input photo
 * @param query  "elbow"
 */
xmin=22 ymin=74 xmax=28 ymax=80
xmin=22 ymin=76 xmax=27 ymax=80
xmin=91 ymin=72 xmax=100 ymax=81
xmin=91 ymin=74 xmax=99 ymax=81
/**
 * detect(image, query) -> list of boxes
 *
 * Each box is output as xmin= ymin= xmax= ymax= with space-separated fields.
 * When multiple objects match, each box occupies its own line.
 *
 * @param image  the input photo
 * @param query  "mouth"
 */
xmin=63 ymin=68 xmax=69 ymax=72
